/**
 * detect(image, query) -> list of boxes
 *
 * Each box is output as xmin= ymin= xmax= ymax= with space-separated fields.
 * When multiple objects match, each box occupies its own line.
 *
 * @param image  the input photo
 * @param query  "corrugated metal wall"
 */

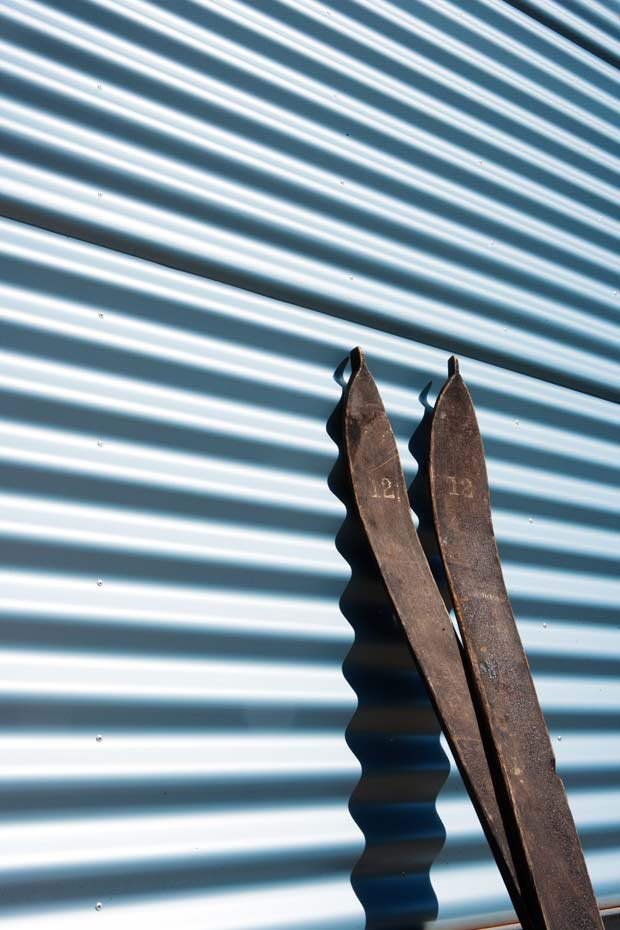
xmin=0 ymin=1 xmax=618 ymax=928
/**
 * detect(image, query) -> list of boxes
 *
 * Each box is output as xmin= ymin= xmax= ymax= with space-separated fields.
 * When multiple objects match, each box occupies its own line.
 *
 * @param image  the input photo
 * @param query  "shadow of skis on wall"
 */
xmin=408 ymin=383 xmax=453 ymax=614
xmin=328 ymin=360 xmax=449 ymax=930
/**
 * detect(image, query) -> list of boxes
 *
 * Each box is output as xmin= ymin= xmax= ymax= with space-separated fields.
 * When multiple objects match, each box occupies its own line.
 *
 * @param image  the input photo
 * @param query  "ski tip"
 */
xmin=350 ymin=346 xmax=366 ymax=374
xmin=448 ymin=355 xmax=460 ymax=378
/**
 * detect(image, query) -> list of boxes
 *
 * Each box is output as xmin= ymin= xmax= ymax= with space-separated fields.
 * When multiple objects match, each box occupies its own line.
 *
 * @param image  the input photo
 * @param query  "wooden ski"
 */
xmin=429 ymin=357 xmax=602 ymax=930
xmin=343 ymin=347 xmax=530 ymax=929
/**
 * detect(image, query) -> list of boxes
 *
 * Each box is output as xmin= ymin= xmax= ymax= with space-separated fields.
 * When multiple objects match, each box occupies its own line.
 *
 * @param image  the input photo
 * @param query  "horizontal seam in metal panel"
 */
xmin=501 ymin=0 xmax=620 ymax=71
xmin=468 ymin=903 xmax=620 ymax=930
xmin=2 ymin=211 xmax=619 ymax=411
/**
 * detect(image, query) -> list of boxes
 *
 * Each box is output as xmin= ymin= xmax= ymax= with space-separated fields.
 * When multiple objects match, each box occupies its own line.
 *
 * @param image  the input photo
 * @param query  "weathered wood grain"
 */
xmin=430 ymin=357 xmax=602 ymax=930
xmin=343 ymin=347 xmax=529 ymax=928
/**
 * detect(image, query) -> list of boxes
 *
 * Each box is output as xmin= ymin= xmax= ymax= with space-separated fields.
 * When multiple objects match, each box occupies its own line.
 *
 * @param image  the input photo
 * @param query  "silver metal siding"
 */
xmin=0 ymin=1 xmax=618 ymax=928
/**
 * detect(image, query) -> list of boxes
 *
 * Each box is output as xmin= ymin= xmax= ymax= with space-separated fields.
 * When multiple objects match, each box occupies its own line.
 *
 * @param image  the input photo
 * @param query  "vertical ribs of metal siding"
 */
xmin=0 ymin=0 xmax=618 ymax=928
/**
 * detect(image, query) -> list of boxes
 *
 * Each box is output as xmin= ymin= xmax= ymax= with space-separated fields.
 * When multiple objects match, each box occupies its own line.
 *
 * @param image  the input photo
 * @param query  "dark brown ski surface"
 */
xmin=343 ymin=348 xmax=529 ymax=928
xmin=429 ymin=357 xmax=603 ymax=930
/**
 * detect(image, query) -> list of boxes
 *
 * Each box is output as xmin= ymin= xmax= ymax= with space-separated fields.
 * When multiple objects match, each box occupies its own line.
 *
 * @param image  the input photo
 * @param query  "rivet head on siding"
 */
xmin=97 ymin=579 xmax=103 ymax=587
xmin=96 ymin=735 xmax=103 ymax=743
xmin=97 ymin=440 xmax=103 ymax=447
xmin=95 ymin=902 xmax=102 ymax=911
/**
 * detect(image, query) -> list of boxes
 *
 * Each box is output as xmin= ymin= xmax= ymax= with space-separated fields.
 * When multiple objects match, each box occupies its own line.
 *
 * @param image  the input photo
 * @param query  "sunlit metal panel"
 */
xmin=0 ymin=1 xmax=618 ymax=928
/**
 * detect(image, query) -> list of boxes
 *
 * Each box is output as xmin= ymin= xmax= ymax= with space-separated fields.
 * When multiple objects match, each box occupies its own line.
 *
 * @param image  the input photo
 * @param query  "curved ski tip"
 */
xmin=350 ymin=346 xmax=366 ymax=374
xmin=448 ymin=355 xmax=460 ymax=378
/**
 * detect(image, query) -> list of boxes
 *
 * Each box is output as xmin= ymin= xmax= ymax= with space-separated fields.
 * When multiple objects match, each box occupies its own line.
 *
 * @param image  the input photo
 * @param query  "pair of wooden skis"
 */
xmin=343 ymin=348 xmax=602 ymax=930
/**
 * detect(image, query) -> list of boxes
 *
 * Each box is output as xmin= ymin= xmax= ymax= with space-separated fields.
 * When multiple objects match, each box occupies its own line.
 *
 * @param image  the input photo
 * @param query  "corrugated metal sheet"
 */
xmin=0 ymin=1 xmax=617 ymax=929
